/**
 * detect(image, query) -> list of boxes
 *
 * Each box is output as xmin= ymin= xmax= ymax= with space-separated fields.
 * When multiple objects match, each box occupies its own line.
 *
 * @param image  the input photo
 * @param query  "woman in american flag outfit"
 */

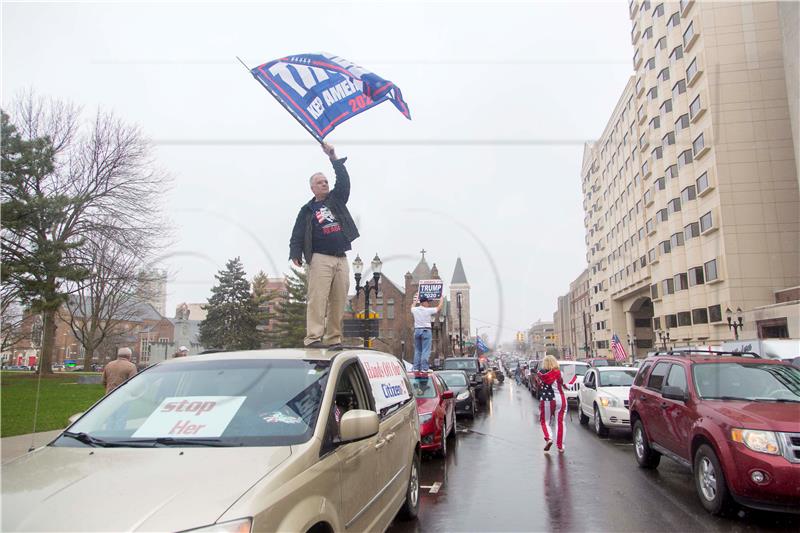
xmin=535 ymin=355 xmax=567 ymax=452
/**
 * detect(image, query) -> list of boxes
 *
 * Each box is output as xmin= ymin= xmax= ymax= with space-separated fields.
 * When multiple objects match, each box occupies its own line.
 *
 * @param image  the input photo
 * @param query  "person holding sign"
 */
xmin=410 ymin=293 xmax=445 ymax=371
xmin=290 ymin=143 xmax=360 ymax=349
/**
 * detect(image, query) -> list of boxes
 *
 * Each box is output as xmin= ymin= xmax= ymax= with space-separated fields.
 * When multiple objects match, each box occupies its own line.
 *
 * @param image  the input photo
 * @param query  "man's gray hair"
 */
xmin=309 ymin=172 xmax=325 ymax=185
xmin=117 ymin=347 xmax=133 ymax=358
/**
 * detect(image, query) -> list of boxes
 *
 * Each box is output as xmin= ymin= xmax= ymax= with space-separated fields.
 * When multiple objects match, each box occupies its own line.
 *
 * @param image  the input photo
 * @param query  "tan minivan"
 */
xmin=1 ymin=348 xmax=421 ymax=532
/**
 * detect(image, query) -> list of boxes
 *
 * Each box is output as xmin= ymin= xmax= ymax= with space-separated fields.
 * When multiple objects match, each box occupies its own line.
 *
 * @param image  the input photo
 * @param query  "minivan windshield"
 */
xmin=56 ymin=359 xmax=331 ymax=448
xmin=692 ymin=363 xmax=800 ymax=401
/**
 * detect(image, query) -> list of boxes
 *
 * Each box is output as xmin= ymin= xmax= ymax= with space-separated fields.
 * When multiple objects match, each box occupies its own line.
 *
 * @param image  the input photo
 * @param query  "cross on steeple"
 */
xmin=420 ymin=249 xmax=427 ymax=259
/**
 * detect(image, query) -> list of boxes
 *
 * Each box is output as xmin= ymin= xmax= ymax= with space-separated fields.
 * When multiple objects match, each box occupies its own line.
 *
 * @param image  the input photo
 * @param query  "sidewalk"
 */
xmin=1 ymin=430 xmax=63 ymax=464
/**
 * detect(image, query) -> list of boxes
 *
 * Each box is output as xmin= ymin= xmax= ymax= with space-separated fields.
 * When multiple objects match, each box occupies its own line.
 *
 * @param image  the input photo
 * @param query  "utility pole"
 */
xmin=457 ymin=292 xmax=464 ymax=356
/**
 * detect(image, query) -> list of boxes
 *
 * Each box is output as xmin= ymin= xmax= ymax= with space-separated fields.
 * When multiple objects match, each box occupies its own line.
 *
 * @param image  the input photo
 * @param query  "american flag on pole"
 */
xmin=611 ymin=333 xmax=628 ymax=362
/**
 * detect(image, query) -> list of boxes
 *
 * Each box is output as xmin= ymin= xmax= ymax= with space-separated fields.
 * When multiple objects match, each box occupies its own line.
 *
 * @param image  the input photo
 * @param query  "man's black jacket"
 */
xmin=289 ymin=157 xmax=360 ymax=264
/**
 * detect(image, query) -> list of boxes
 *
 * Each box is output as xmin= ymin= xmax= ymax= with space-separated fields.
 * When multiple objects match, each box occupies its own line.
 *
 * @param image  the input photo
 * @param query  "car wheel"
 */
xmin=694 ymin=444 xmax=734 ymax=515
xmin=437 ymin=424 xmax=448 ymax=458
xmin=397 ymin=452 xmax=421 ymax=520
xmin=594 ymin=405 xmax=609 ymax=437
xmin=633 ymin=419 xmax=661 ymax=468
xmin=579 ymin=406 xmax=590 ymax=425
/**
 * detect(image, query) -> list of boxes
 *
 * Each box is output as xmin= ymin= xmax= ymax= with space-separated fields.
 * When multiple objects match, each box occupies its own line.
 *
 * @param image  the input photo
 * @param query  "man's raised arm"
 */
xmin=323 ymin=142 xmax=351 ymax=203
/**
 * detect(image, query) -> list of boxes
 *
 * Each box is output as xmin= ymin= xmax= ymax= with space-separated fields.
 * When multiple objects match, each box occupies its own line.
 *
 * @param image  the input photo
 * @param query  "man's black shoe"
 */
xmin=328 ymin=343 xmax=343 ymax=350
xmin=306 ymin=341 xmax=327 ymax=349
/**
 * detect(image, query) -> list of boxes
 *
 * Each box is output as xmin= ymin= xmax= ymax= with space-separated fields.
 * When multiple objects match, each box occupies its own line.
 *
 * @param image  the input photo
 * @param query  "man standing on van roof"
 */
xmin=290 ymin=143 xmax=360 ymax=349
xmin=411 ymin=293 xmax=445 ymax=372
xmin=102 ymin=347 xmax=138 ymax=394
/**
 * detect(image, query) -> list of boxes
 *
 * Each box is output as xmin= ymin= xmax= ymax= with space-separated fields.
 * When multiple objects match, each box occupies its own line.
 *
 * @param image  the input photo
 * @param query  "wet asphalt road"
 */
xmin=389 ymin=378 xmax=800 ymax=532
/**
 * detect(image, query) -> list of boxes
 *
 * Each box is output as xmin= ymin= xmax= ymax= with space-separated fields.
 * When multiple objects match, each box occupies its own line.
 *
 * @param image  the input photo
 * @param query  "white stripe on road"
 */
xmin=429 ymin=482 xmax=442 ymax=494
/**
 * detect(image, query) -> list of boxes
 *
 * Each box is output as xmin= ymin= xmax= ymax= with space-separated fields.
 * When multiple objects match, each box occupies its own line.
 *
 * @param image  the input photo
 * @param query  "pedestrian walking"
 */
xmin=101 ymin=347 xmax=138 ymax=395
xmin=410 ymin=293 xmax=444 ymax=371
xmin=289 ymin=142 xmax=360 ymax=349
xmin=535 ymin=355 xmax=567 ymax=453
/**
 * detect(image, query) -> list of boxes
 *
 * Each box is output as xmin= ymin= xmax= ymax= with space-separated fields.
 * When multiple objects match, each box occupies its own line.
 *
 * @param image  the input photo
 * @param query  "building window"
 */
xmin=639 ymin=133 xmax=648 ymax=148
xmin=684 ymin=221 xmax=700 ymax=240
xmin=670 ymin=45 xmax=683 ymax=62
xmin=678 ymin=311 xmax=692 ymax=326
xmin=647 ymin=218 xmax=655 ymax=233
xmin=653 ymin=317 xmax=662 ymax=330
xmin=681 ymin=185 xmax=696 ymax=202
xmin=700 ymin=211 xmax=713 ymax=232
xmin=688 ymin=266 xmax=705 ymax=286
xmin=672 ymin=79 xmax=686 ymax=98
xmin=704 ymin=258 xmax=718 ymax=281
xmin=692 ymin=308 xmax=709 ymax=324
xmin=675 ymin=114 xmax=690 ymax=131
xmin=682 ymin=22 xmax=695 ymax=47
xmin=662 ymin=131 xmax=675 ymax=146
xmin=644 ymin=189 xmax=653 ymax=204
xmin=655 ymin=36 xmax=667 ymax=51
xmin=689 ymin=95 xmax=702 ymax=119
xmin=696 ymin=171 xmax=710 ymax=194
xmin=655 ymin=176 xmax=666 ymax=190
xmin=667 ymin=11 xmax=681 ymax=29
xmin=651 ymin=284 xmax=659 ymax=299
xmin=653 ymin=3 xmax=665 ymax=17
xmin=693 ymin=133 xmax=706 ymax=156
xmin=648 ymin=248 xmax=656 ymax=262
xmin=660 ymin=99 xmax=673 ymax=115
xmin=671 ymin=232 xmax=684 ymax=248
xmin=646 ymin=57 xmax=656 ymax=70
xmin=642 ymin=160 xmax=650 ymax=175
xmin=674 ymin=273 xmax=689 ymax=291
xmin=656 ymin=208 xmax=668 ymax=223
xmin=658 ymin=67 xmax=670 ymax=82
xmin=651 ymin=146 xmax=663 ymax=160
xmin=708 ymin=304 xmax=722 ymax=323
xmin=668 ymin=198 xmax=681 ymax=213
xmin=666 ymin=314 xmax=678 ymax=328
xmin=687 ymin=58 xmax=699 ymax=81
xmin=596 ymin=340 xmax=609 ymax=349
xmin=649 ymin=116 xmax=661 ymax=130
xmin=658 ymin=240 xmax=671 ymax=255
xmin=677 ymin=149 xmax=693 ymax=168
xmin=643 ymin=26 xmax=653 ymax=41
xmin=387 ymin=299 xmax=395 ymax=319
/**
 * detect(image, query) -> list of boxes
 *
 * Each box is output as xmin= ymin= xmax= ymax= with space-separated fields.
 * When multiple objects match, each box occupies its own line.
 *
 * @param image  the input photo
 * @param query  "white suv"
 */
xmin=578 ymin=366 xmax=637 ymax=436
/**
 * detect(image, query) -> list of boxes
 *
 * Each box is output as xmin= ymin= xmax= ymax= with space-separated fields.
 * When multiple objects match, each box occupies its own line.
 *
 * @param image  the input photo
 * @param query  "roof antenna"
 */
xmin=28 ymin=311 xmax=46 ymax=452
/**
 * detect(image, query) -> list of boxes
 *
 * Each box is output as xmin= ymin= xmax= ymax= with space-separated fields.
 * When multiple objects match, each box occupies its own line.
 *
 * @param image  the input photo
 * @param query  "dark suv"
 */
xmin=629 ymin=351 xmax=800 ymax=515
xmin=442 ymin=357 xmax=492 ymax=404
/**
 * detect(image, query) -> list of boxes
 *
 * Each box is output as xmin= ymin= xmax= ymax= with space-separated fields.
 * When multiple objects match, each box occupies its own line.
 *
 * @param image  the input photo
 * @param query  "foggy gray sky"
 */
xmin=2 ymin=0 xmax=634 ymax=342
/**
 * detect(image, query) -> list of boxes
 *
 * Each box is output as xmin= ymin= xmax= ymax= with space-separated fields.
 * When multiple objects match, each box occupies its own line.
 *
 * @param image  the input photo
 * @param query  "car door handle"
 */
xmin=385 ymin=432 xmax=396 ymax=442
xmin=375 ymin=439 xmax=387 ymax=450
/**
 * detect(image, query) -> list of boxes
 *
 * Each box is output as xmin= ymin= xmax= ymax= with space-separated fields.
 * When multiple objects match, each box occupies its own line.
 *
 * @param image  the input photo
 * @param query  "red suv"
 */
xmin=628 ymin=351 xmax=800 ymax=515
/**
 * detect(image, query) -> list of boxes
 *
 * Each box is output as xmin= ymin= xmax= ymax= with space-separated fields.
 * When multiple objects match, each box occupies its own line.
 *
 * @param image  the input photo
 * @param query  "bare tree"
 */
xmin=60 ymin=233 xmax=160 ymax=369
xmin=1 ymin=93 xmax=170 ymax=375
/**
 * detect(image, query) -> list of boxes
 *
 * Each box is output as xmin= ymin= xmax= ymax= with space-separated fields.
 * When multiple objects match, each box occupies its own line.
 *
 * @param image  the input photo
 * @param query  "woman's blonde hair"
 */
xmin=542 ymin=355 xmax=559 ymax=371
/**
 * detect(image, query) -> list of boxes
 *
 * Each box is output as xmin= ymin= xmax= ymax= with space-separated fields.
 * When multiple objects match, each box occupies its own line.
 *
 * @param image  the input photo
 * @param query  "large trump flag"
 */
xmin=249 ymin=53 xmax=411 ymax=142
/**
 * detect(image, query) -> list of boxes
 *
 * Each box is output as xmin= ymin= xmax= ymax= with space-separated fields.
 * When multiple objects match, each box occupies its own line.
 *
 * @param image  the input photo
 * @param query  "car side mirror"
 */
xmin=442 ymin=390 xmax=454 ymax=400
xmin=339 ymin=409 xmax=379 ymax=442
xmin=67 ymin=412 xmax=84 ymax=425
xmin=661 ymin=386 xmax=688 ymax=402
xmin=586 ymin=382 xmax=595 ymax=390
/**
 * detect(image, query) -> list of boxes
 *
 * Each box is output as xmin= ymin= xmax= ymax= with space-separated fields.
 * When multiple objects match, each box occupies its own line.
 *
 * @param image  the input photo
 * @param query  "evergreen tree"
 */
xmin=251 ymin=270 xmax=278 ymax=348
xmin=200 ymin=258 xmax=261 ymax=350
xmin=268 ymin=267 xmax=307 ymax=348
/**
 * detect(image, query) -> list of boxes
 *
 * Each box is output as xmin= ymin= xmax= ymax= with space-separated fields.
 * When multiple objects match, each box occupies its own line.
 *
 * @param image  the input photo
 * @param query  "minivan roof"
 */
xmin=157 ymin=347 xmax=382 ymax=365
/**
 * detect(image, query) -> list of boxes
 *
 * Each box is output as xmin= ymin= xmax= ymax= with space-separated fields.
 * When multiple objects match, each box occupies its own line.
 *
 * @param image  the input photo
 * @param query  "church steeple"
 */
xmin=451 ymin=257 xmax=468 ymax=285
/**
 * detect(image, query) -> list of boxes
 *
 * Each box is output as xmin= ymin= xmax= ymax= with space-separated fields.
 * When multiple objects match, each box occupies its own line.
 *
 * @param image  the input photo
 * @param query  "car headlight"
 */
xmin=419 ymin=413 xmax=433 ymax=424
xmin=180 ymin=518 xmax=253 ymax=533
xmin=598 ymin=397 xmax=619 ymax=408
xmin=457 ymin=390 xmax=470 ymax=401
xmin=731 ymin=429 xmax=780 ymax=455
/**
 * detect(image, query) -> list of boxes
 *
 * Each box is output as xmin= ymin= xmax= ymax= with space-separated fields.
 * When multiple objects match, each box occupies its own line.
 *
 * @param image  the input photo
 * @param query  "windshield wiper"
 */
xmin=702 ymin=396 xmax=750 ymax=401
xmin=151 ymin=437 xmax=239 ymax=447
xmin=61 ymin=431 xmax=110 ymax=447
xmin=750 ymin=397 xmax=800 ymax=403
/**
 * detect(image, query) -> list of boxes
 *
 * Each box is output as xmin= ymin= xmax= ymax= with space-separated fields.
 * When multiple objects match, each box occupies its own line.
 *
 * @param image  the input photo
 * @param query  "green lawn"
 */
xmin=1 ymin=372 xmax=105 ymax=437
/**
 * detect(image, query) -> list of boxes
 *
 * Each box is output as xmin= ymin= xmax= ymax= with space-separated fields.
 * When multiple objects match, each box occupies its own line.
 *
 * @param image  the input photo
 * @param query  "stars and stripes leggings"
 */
xmin=539 ymin=392 xmax=567 ymax=449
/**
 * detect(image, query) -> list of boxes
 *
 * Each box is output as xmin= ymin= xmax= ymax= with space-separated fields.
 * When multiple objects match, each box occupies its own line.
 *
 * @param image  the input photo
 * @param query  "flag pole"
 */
xmin=236 ymin=56 xmax=323 ymax=145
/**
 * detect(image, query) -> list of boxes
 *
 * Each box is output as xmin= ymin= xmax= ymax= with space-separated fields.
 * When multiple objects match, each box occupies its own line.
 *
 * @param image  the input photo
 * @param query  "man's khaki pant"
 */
xmin=305 ymin=254 xmax=350 ymax=346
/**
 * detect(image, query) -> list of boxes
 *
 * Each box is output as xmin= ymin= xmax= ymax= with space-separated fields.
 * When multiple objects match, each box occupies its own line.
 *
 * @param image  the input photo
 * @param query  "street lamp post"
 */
xmin=657 ymin=329 xmax=671 ymax=351
xmin=627 ymin=333 xmax=637 ymax=364
xmin=352 ymin=254 xmax=383 ymax=348
xmin=725 ymin=307 xmax=744 ymax=341
xmin=456 ymin=292 xmax=464 ymax=355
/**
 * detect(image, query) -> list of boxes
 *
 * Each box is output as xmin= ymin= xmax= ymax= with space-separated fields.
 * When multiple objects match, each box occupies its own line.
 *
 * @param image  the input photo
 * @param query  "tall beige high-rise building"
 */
xmin=581 ymin=1 xmax=800 ymax=357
